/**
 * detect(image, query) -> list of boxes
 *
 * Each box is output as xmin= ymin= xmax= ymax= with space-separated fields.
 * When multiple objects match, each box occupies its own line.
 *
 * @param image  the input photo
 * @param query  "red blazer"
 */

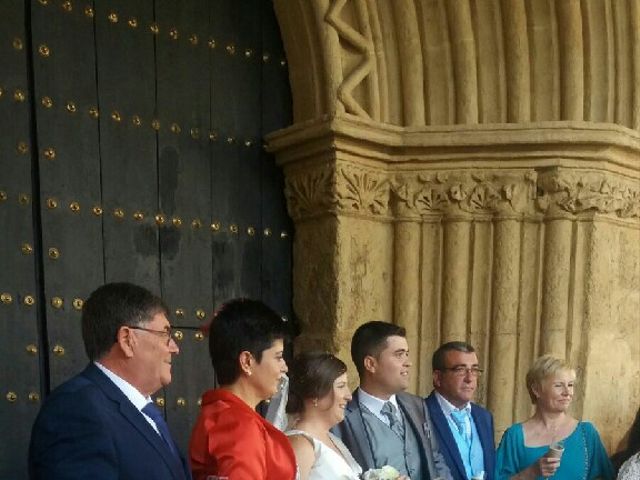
xmin=189 ymin=389 xmax=297 ymax=480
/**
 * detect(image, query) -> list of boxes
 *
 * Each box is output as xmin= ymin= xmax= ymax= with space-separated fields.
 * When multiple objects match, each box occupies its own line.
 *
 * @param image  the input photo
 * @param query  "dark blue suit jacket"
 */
xmin=425 ymin=392 xmax=495 ymax=480
xmin=29 ymin=364 xmax=191 ymax=480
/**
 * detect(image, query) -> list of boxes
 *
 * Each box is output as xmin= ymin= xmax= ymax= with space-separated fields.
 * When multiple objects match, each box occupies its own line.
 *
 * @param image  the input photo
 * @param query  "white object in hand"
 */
xmin=547 ymin=442 xmax=565 ymax=459
xmin=362 ymin=465 xmax=403 ymax=480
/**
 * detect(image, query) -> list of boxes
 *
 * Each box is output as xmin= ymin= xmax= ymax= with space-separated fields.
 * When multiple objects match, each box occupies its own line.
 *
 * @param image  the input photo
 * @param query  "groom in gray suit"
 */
xmin=333 ymin=321 xmax=451 ymax=479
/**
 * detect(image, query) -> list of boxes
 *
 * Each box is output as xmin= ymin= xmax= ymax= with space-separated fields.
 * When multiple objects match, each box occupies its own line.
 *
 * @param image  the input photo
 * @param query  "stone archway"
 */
xmin=268 ymin=0 xmax=639 ymax=449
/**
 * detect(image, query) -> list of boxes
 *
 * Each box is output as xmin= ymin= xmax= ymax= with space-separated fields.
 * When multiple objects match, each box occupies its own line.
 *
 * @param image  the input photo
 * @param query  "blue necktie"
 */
xmin=142 ymin=402 xmax=179 ymax=457
xmin=450 ymin=409 xmax=470 ymax=439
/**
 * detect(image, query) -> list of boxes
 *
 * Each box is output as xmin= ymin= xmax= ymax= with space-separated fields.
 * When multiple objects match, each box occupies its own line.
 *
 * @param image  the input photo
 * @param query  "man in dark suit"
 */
xmin=29 ymin=282 xmax=191 ymax=480
xmin=425 ymin=342 xmax=495 ymax=480
xmin=333 ymin=321 xmax=452 ymax=480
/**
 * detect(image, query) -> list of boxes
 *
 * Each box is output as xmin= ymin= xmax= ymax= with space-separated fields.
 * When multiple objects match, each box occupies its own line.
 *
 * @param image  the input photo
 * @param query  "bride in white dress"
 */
xmin=286 ymin=352 xmax=363 ymax=480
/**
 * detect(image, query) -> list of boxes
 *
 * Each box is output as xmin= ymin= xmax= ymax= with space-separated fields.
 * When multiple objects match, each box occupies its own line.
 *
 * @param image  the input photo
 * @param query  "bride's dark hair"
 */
xmin=287 ymin=352 xmax=347 ymax=414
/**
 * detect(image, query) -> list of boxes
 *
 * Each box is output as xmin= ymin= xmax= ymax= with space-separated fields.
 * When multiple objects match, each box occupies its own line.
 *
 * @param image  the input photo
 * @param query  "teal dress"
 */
xmin=495 ymin=421 xmax=614 ymax=480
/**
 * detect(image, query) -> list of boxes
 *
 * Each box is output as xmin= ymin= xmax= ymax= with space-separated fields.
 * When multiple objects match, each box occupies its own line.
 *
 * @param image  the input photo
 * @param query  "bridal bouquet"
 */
xmin=362 ymin=465 xmax=403 ymax=480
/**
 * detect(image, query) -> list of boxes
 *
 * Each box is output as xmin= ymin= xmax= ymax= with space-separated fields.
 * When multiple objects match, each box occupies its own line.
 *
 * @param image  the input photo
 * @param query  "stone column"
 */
xmin=393 ymin=219 xmax=422 ymax=393
xmin=539 ymin=216 xmax=573 ymax=358
xmin=487 ymin=217 xmax=521 ymax=436
xmin=417 ymin=214 xmax=444 ymax=395
xmin=440 ymin=217 xmax=472 ymax=341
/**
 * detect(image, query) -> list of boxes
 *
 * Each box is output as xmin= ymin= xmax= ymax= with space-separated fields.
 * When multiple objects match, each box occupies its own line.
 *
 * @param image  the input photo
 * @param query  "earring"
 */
xmin=313 ymin=398 xmax=318 ymax=407
xmin=246 ymin=370 xmax=252 ymax=376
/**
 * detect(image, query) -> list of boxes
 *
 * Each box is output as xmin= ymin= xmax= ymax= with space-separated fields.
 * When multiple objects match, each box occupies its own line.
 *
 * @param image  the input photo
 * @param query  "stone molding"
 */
xmin=272 ymin=118 xmax=640 ymax=222
xmin=269 ymin=116 xmax=640 ymax=166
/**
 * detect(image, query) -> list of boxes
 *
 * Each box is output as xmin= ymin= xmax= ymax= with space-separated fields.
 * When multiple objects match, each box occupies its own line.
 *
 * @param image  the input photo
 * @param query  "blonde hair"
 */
xmin=525 ymin=354 xmax=575 ymax=404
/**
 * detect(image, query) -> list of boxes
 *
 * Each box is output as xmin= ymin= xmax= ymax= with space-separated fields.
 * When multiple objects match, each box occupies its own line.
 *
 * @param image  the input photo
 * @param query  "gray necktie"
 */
xmin=381 ymin=401 xmax=404 ymax=438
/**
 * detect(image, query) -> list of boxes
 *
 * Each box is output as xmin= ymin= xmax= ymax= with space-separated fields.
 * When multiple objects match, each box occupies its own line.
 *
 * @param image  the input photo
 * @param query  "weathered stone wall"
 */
xmin=269 ymin=0 xmax=640 ymax=451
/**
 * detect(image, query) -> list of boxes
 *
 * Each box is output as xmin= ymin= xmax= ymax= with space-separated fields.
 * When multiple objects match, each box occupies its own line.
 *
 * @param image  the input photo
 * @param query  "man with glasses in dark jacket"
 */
xmin=425 ymin=342 xmax=495 ymax=480
xmin=29 ymin=282 xmax=191 ymax=480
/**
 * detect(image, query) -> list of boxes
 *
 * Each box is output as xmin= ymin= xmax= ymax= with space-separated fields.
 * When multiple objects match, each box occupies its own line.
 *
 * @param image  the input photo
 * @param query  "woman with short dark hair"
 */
xmin=286 ymin=352 xmax=362 ymax=480
xmin=189 ymin=299 xmax=296 ymax=480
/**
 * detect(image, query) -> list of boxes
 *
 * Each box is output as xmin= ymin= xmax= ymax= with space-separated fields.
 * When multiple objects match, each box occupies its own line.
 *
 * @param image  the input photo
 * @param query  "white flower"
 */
xmin=362 ymin=465 xmax=402 ymax=480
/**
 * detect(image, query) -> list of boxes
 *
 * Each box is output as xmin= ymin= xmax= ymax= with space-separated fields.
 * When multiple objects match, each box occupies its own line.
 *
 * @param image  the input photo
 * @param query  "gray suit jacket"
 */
xmin=332 ymin=388 xmax=452 ymax=480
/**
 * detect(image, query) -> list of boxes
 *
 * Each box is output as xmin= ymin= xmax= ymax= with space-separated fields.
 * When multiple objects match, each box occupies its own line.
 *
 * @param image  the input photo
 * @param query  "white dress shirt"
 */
xmin=94 ymin=361 xmax=159 ymax=434
xmin=358 ymin=388 xmax=401 ymax=427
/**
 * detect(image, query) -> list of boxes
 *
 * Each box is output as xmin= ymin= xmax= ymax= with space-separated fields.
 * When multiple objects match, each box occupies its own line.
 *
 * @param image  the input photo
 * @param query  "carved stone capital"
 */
xmin=284 ymin=162 xmax=390 ymax=221
xmin=391 ymin=170 xmax=538 ymax=218
xmin=271 ymin=118 xmax=639 ymax=222
xmin=336 ymin=164 xmax=389 ymax=217
xmin=285 ymin=163 xmax=640 ymax=221
xmin=537 ymin=170 xmax=640 ymax=219
xmin=284 ymin=164 xmax=335 ymax=221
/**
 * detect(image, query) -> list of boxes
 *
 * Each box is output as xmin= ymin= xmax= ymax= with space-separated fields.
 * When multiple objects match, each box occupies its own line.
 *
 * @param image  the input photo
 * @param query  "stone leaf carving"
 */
xmin=286 ymin=167 xmax=639 ymax=220
xmin=284 ymin=166 xmax=335 ymax=220
xmin=414 ymin=185 xmax=449 ymax=212
xmin=538 ymin=172 xmax=640 ymax=218
xmin=392 ymin=171 xmax=537 ymax=216
xmin=336 ymin=166 xmax=389 ymax=215
xmin=284 ymin=164 xmax=389 ymax=219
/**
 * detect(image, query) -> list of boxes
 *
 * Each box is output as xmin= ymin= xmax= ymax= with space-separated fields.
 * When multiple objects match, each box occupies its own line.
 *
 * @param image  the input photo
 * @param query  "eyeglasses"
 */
xmin=441 ymin=366 xmax=484 ymax=377
xmin=128 ymin=325 xmax=174 ymax=346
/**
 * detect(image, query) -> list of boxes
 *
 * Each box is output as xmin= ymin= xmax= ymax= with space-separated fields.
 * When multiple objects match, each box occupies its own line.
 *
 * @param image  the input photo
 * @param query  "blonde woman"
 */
xmin=495 ymin=355 xmax=613 ymax=479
